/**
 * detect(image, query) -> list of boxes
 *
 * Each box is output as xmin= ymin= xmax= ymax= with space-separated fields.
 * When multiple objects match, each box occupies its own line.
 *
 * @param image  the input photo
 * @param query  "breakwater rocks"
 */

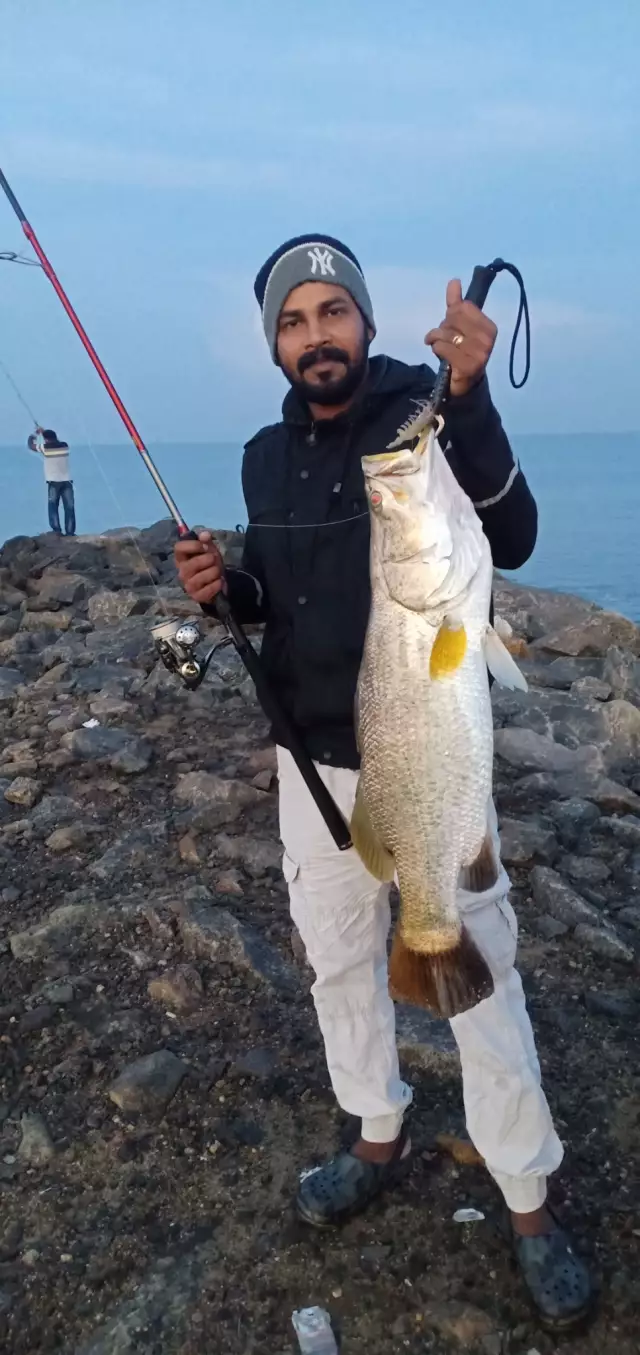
xmin=0 ymin=522 xmax=639 ymax=1354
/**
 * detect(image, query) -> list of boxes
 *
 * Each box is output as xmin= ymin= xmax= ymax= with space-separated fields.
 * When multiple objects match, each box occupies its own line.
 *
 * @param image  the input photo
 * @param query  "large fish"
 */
xmin=352 ymin=406 xmax=527 ymax=1018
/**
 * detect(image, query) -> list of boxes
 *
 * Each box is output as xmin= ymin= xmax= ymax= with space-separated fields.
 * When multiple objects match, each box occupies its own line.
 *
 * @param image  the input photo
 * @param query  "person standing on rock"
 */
xmin=175 ymin=234 xmax=592 ymax=1328
xmin=27 ymin=427 xmax=76 ymax=536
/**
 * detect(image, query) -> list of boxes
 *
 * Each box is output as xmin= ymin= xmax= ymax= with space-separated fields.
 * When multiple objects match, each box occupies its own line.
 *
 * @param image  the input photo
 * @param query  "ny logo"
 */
xmin=308 ymin=246 xmax=336 ymax=277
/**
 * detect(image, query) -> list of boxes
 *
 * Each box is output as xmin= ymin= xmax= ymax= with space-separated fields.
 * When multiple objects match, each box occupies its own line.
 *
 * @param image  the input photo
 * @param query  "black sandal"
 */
xmin=510 ymin=1210 xmax=593 ymax=1330
xmin=296 ymin=1126 xmax=411 ymax=1228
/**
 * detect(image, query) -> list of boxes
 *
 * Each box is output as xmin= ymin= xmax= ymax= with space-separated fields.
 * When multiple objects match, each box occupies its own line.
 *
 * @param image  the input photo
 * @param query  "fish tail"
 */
xmin=389 ymin=926 xmax=493 ymax=1018
xmin=459 ymin=831 xmax=499 ymax=893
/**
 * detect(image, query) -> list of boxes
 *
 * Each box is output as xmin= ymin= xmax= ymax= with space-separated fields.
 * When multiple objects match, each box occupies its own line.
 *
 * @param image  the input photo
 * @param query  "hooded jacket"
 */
xmin=221 ymin=355 xmax=537 ymax=769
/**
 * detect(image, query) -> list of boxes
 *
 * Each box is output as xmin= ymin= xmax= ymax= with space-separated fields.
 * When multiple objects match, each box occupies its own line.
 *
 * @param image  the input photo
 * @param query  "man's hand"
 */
xmin=425 ymin=279 xmax=498 ymax=398
xmin=174 ymin=530 xmax=227 ymax=605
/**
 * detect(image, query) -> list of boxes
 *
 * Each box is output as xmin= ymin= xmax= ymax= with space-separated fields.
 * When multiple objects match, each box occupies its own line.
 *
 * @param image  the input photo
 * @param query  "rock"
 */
xmin=19 ymin=1004 xmax=56 ymax=1033
xmin=573 ymin=924 xmax=635 ymax=963
xmin=212 ymin=832 xmax=282 ymax=875
xmin=17 ymin=1112 xmax=55 ymax=1165
xmin=147 ymin=965 xmax=204 ymax=1012
xmin=492 ymin=578 xmax=598 ymax=641
xmin=616 ymin=905 xmax=640 ymax=930
xmin=45 ymin=822 xmax=97 ymax=853
xmin=29 ymin=794 xmax=82 ymax=834
xmin=233 ymin=1048 xmax=278 ymax=1079
xmin=174 ymin=771 xmax=265 ymax=826
xmin=423 ymin=1299 xmax=498 ymax=1346
xmin=395 ymin=1004 xmax=458 ymax=1068
xmin=36 ymin=570 xmax=87 ymax=607
xmin=585 ymin=989 xmax=637 ymax=1020
xmin=40 ymin=980 xmax=75 ymax=1005
xmin=594 ymin=815 xmax=640 ymax=847
xmin=10 ymin=902 xmax=106 ymax=960
xmin=498 ymin=818 xmax=558 ymax=865
xmin=558 ymin=853 xmax=611 ymax=887
xmin=178 ymin=832 xmax=203 ymax=865
xmin=175 ymin=889 xmax=296 ymax=992
xmin=109 ymin=1050 xmax=188 ymax=1114
xmin=73 ymin=662 xmax=138 ymax=693
xmin=601 ymin=698 xmax=640 ymax=760
xmin=532 ymin=656 xmax=603 ymax=690
xmin=0 ymin=615 xmax=19 ymax=638
xmin=530 ymin=866 xmax=602 ymax=927
xmin=571 ymin=676 xmax=612 ymax=702
xmin=547 ymin=798 xmax=601 ymax=848
xmin=61 ymin=725 xmax=153 ymax=773
xmin=493 ymin=727 xmax=601 ymax=775
xmin=532 ymin=914 xmax=570 ymax=940
xmin=604 ymin=647 xmax=640 ymax=706
xmin=531 ymin=611 xmax=640 ymax=658
xmin=88 ymin=694 xmax=132 ymax=720
xmin=20 ymin=608 xmax=72 ymax=631
xmin=90 ymin=823 xmax=168 ymax=879
xmin=4 ymin=776 xmax=42 ymax=809
xmin=75 ymin=1238 xmax=218 ymax=1355
xmin=87 ymin=589 xmax=147 ymax=624
xmin=84 ymin=617 xmax=155 ymax=664
xmin=0 ymin=667 xmax=23 ymax=704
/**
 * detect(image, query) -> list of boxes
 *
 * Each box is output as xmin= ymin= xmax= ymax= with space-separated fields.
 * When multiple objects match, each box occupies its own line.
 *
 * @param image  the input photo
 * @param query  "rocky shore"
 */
xmin=0 ymin=521 xmax=639 ymax=1355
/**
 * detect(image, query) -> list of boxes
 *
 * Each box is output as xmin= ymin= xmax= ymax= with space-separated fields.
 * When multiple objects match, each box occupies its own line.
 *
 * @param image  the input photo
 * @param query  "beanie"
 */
xmin=254 ymin=233 xmax=376 ymax=361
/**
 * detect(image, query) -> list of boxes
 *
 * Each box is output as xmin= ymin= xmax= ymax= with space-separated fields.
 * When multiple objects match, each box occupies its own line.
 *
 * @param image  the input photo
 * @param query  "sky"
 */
xmin=1 ymin=0 xmax=639 ymax=447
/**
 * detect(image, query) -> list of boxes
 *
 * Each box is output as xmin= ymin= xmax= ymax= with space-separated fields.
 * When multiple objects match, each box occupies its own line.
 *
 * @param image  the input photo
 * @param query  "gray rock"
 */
xmin=233 ymin=1048 xmax=278 ymax=1080
xmin=532 ymin=914 xmax=570 ymax=940
xmin=40 ymin=980 xmax=75 ymax=1005
xmin=45 ymin=822 xmax=99 ymax=853
xmin=84 ymin=617 xmax=155 ymax=664
xmin=594 ymin=815 xmax=640 ymax=847
xmin=75 ymin=1239 xmax=218 ymax=1355
xmin=10 ymin=902 xmax=107 ymax=960
xmin=19 ymin=1004 xmax=56 ymax=1033
xmin=0 ymin=667 xmax=23 ymax=704
xmin=90 ymin=822 xmax=168 ymax=880
xmin=212 ymin=832 xmax=282 ymax=875
xmin=573 ymin=923 xmax=635 ymax=963
xmin=74 ymin=662 xmax=138 ymax=693
xmin=547 ymin=797 xmax=601 ymax=848
xmin=492 ymin=578 xmax=598 ymax=642
xmin=20 ymin=607 xmax=72 ymax=632
xmin=3 ymin=775 xmax=42 ymax=809
xmin=175 ymin=890 xmax=296 ymax=993
xmin=498 ymin=818 xmax=558 ymax=866
xmin=530 ymin=866 xmax=602 ymax=927
xmin=531 ymin=611 xmax=640 ymax=659
xmin=604 ymin=647 xmax=640 ymax=706
xmin=109 ymin=1049 xmax=188 ymax=1114
xmin=88 ymin=694 xmax=132 ymax=720
xmin=585 ymin=988 xmax=637 ymax=1019
xmin=174 ymin=771 xmax=265 ymax=826
xmin=395 ymin=1004 xmax=458 ymax=1068
xmin=601 ymin=699 xmax=640 ymax=762
xmin=530 ymin=656 xmax=603 ymax=690
xmin=36 ymin=570 xmax=87 ymax=607
xmin=39 ymin=633 xmax=90 ymax=670
xmin=61 ymin=725 xmax=153 ymax=773
xmin=558 ymin=853 xmax=611 ymax=887
xmin=147 ymin=965 xmax=204 ymax=1012
xmin=29 ymin=794 xmax=82 ymax=835
xmin=616 ymin=905 xmax=640 ymax=930
xmin=494 ymin=727 xmax=602 ymax=775
xmin=17 ymin=1112 xmax=55 ymax=1165
xmin=137 ymin=518 xmax=179 ymax=555
xmin=88 ymin=589 xmax=148 ymax=624
xmin=571 ymin=676 xmax=612 ymax=702
xmin=0 ymin=615 xmax=19 ymax=639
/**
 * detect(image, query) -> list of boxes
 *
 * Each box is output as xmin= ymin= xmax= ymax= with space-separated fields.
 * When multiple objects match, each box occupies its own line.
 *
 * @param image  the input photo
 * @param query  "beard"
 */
xmin=283 ymin=339 xmax=370 ymax=406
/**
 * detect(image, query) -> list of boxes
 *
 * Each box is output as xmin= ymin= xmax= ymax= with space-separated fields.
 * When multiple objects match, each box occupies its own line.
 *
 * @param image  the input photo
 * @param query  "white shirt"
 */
xmin=43 ymin=450 xmax=71 ymax=482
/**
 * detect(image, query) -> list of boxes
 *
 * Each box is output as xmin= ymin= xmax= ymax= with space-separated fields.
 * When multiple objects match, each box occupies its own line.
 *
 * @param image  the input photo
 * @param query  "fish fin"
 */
xmin=483 ymin=625 xmax=528 ymax=691
xmin=429 ymin=617 xmax=467 ymax=679
xmin=350 ymin=783 xmax=395 ymax=883
xmin=459 ymin=831 xmax=499 ymax=893
xmin=389 ymin=926 xmax=493 ymax=1018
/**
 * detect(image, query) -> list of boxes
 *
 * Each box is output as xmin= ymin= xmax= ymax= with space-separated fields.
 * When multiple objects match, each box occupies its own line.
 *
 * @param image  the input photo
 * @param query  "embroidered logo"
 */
xmin=308 ymin=246 xmax=336 ymax=277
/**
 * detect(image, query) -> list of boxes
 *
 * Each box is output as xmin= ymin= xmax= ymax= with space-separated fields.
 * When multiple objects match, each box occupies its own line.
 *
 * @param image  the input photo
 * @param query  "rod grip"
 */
xmin=464 ymin=263 xmax=500 ymax=310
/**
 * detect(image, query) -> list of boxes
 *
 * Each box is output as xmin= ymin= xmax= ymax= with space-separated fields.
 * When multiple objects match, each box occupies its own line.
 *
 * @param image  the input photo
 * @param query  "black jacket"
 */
xmin=222 ymin=355 xmax=537 ymax=769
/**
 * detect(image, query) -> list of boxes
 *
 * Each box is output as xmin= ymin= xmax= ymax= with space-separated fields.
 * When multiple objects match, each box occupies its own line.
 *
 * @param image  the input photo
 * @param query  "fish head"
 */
xmin=362 ymin=426 xmax=454 ymax=610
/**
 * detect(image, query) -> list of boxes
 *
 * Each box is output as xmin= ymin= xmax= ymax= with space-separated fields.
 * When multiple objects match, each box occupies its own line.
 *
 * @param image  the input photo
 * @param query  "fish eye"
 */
xmin=369 ymin=490 xmax=383 ymax=510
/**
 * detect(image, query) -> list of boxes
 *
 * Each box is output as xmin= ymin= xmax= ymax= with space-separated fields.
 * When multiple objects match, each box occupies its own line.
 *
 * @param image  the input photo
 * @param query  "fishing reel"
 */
xmin=151 ymin=617 xmax=232 ymax=691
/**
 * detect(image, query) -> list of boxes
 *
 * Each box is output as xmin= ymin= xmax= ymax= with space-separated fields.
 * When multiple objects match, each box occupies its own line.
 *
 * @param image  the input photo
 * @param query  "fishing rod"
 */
xmin=430 ymin=258 xmax=530 ymax=415
xmin=0 ymin=164 xmax=353 ymax=851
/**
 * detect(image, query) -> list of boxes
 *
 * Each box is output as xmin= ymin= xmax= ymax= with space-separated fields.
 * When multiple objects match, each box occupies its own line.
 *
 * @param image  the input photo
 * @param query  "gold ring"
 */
xmin=452 ymin=333 xmax=464 ymax=347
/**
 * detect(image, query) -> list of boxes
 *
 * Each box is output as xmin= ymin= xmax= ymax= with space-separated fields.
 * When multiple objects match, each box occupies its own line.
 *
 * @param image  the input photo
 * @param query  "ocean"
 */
xmin=1 ymin=432 xmax=638 ymax=622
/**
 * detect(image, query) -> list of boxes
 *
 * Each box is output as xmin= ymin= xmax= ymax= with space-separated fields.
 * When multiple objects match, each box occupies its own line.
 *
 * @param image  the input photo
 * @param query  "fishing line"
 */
xmin=0 ymin=249 xmax=40 ymax=266
xmin=0 ymin=355 xmax=40 ymax=426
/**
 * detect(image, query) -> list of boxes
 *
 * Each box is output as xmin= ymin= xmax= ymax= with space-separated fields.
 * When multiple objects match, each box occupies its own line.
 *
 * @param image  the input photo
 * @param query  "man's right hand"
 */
xmin=174 ymin=530 xmax=227 ymax=605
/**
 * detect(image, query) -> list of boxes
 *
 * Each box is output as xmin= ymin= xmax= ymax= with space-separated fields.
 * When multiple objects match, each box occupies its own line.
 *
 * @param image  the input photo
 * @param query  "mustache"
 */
xmin=297 ymin=345 xmax=350 ymax=376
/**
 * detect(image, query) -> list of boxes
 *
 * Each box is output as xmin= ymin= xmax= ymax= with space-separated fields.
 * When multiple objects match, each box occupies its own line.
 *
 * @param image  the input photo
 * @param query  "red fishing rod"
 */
xmin=0 ymin=164 xmax=354 ymax=851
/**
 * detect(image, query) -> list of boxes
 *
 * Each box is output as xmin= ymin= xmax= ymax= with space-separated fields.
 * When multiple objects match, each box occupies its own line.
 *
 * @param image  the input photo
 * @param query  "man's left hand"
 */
xmin=425 ymin=279 xmax=498 ymax=398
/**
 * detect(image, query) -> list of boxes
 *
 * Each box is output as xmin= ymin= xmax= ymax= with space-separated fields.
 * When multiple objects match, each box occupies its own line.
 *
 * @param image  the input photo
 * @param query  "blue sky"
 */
xmin=1 ymin=0 xmax=639 ymax=446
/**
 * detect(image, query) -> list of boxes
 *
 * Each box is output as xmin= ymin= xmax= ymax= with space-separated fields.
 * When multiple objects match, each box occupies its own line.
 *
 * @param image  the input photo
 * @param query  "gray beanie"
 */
xmin=254 ymin=233 xmax=376 ymax=362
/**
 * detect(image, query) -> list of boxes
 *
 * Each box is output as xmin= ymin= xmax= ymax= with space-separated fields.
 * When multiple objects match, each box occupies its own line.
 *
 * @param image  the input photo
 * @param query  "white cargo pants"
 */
xmin=278 ymin=747 xmax=564 ymax=1214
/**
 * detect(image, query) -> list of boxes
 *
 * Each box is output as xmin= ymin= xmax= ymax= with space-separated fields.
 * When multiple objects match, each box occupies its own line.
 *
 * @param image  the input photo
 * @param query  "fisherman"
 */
xmin=175 ymin=235 xmax=592 ymax=1328
xmin=27 ymin=426 xmax=76 ymax=536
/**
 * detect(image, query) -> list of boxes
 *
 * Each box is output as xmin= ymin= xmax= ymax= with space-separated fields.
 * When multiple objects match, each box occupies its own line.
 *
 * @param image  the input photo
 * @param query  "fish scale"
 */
xmin=353 ymin=419 xmax=527 ymax=1017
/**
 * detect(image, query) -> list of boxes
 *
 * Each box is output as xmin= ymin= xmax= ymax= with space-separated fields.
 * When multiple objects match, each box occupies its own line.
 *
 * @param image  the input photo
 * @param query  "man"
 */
xmin=175 ymin=235 xmax=592 ymax=1328
xmin=27 ymin=427 xmax=76 ymax=536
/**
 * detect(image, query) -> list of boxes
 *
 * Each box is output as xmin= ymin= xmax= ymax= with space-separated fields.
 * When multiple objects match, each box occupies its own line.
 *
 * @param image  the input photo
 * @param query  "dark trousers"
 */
xmin=47 ymin=481 xmax=76 ymax=535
